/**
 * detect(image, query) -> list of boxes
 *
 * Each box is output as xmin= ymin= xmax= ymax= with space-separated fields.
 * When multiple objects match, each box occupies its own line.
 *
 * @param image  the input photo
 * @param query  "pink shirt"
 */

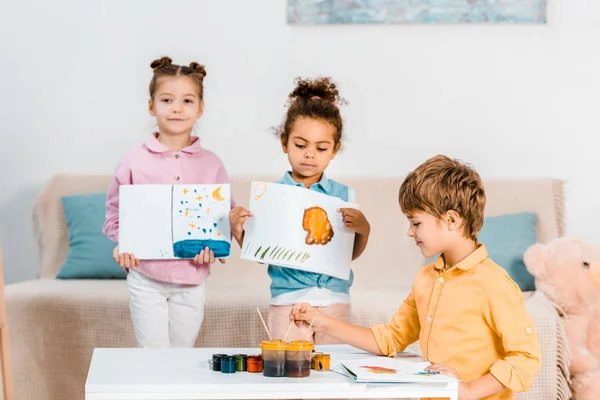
xmin=102 ymin=134 xmax=232 ymax=285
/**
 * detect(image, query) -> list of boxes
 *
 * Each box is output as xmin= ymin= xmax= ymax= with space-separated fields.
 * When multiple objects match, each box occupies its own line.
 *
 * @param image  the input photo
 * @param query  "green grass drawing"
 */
xmin=260 ymin=246 xmax=271 ymax=260
xmin=247 ymin=244 xmax=310 ymax=264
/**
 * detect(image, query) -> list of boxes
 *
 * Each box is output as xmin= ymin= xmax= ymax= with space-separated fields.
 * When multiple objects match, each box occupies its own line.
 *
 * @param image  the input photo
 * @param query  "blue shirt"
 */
xmin=268 ymin=171 xmax=355 ymax=298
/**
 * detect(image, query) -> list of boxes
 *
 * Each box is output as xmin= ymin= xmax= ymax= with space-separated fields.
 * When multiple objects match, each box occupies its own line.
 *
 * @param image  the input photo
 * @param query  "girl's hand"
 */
xmin=193 ymin=247 xmax=226 ymax=265
xmin=338 ymin=208 xmax=370 ymax=236
xmin=290 ymin=303 xmax=329 ymax=331
xmin=113 ymin=245 xmax=140 ymax=268
xmin=229 ymin=206 xmax=253 ymax=238
xmin=425 ymin=364 xmax=472 ymax=400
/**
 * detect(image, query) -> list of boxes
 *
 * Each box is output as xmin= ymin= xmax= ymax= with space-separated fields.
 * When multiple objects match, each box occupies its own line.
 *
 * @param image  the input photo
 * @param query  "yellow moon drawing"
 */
xmin=253 ymin=183 xmax=267 ymax=200
xmin=212 ymin=186 xmax=225 ymax=202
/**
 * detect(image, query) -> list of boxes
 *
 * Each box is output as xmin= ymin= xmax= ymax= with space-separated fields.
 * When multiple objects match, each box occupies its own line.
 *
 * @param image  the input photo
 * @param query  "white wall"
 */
xmin=1 ymin=0 xmax=599 ymax=284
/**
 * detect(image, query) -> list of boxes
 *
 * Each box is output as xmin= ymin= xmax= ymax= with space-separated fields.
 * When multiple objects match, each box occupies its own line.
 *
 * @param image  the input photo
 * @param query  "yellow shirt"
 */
xmin=370 ymin=245 xmax=541 ymax=400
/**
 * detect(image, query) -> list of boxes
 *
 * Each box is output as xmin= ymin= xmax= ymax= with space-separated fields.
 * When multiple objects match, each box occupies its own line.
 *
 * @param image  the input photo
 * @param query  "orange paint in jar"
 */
xmin=247 ymin=355 xmax=263 ymax=373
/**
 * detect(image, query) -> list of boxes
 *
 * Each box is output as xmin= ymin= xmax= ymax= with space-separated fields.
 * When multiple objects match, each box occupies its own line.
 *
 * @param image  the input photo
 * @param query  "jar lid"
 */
xmin=233 ymin=354 xmax=248 ymax=360
xmin=259 ymin=339 xmax=288 ymax=350
xmin=285 ymin=340 xmax=315 ymax=351
xmin=212 ymin=353 xmax=227 ymax=360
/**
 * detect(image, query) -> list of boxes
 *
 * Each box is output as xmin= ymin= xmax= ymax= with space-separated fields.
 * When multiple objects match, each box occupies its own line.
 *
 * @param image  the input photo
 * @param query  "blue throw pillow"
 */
xmin=57 ymin=192 xmax=126 ymax=279
xmin=479 ymin=212 xmax=537 ymax=292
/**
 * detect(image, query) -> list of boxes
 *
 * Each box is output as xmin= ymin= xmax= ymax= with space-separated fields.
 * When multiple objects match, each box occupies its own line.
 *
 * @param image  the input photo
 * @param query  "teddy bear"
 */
xmin=524 ymin=237 xmax=600 ymax=400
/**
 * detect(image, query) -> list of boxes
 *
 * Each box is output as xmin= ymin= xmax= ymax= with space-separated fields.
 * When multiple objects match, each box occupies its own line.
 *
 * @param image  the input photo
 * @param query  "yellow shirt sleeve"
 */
xmin=484 ymin=274 xmax=542 ymax=392
xmin=370 ymin=291 xmax=421 ymax=357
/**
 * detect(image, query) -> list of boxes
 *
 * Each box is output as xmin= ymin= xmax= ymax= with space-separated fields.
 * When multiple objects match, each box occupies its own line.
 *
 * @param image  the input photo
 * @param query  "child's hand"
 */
xmin=290 ymin=303 xmax=329 ymax=331
xmin=113 ymin=245 xmax=140 ymax=268
xmin=425 ymin=363 xmax=473 ymax=399
xmin=229 ymin=206 xmax=253 ymax=237
xmin=338 ymin=208 xmax=370 ymax=236
xmin=193 ymin=247 xmax=227 ymax=265
xmin=425 ymin=363 xmax=461 ymax=380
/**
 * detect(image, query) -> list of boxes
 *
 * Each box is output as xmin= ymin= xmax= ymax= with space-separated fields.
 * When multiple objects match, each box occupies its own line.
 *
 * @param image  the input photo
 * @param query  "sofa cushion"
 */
xmin=57 ymin=192 xmax=125 ymax=279
xmin=480 ymin=212 xmax=538 ymax=291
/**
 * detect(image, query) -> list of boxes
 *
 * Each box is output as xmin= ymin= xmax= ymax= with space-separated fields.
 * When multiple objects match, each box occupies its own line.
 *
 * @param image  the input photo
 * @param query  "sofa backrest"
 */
xmin=32 ymin=175 xmax=565 ymax=288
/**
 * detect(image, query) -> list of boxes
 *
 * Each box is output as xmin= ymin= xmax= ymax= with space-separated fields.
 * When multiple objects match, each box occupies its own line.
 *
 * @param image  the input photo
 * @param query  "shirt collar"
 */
xmin=281 ymin=171 xmax=332 ymax=193
xmin=144 ymin=133 xmax=203 ymax=154
xmin=432 ymin=244 xmax=488 ymax=271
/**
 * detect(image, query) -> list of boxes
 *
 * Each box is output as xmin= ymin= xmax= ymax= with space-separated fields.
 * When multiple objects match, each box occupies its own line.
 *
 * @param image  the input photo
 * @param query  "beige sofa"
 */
xmin=4 ymin=175 xmax=571 ymax=400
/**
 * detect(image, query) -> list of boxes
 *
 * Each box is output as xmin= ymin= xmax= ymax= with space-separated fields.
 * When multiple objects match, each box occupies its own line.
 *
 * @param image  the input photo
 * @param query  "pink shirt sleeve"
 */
xmin=102 ymin=158 xmax=132 ymax=242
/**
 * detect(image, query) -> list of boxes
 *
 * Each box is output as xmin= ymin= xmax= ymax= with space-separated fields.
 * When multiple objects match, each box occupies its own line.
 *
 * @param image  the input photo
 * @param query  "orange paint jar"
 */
xmin=247 ymin=355 xmax=263 ymax=373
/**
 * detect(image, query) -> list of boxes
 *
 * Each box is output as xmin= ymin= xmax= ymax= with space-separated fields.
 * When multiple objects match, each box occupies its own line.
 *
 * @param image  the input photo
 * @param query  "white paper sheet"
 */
xmin=119 ymin=184 xmax=231 ymax=259
xmin=339 ymin=356 xmax=457 ymax=384
xmin=241 ymin=181 xmax=357 ymax=280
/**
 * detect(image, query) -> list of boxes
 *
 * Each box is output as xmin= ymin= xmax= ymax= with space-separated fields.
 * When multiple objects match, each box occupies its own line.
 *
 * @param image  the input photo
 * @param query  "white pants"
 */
xmin=127 ymin=269 xmax=206 ymax=348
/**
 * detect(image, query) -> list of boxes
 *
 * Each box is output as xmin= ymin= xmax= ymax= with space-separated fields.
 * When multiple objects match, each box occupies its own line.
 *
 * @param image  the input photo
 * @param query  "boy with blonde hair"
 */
xmin=291 ymin=154 xmax=541 ymax=400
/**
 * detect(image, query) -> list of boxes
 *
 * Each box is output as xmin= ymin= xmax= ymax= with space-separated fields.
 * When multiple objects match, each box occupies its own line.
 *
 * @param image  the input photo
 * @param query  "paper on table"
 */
xmin=338 ymin=356 xmax=457 ymax=384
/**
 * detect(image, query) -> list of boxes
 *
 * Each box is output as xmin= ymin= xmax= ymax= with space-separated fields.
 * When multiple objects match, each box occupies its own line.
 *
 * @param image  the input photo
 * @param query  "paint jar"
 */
xmin=221 ymin=356 xmax=236 ymax=374
xmin=247 ymin=355 xmax=263 ymax=373
xmin=310 ymin=352 xmax=322 ymax=369
xmin=312 ymin=353 xmax=330 ymax=371
xmin=212 ymin=354 xmax=227 ymax=372
xmin=234 ymin=354 xmax=248 ymax=372
xmin=259 ymin=340 xmax=287 ymax=377
xmin=285 ymin=340 xmax=314 ymax=378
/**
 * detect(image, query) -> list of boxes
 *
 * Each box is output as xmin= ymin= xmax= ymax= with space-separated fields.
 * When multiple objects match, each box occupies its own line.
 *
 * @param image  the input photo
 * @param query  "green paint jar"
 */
xmin=234 ymin=354 xmax=248 ymax=372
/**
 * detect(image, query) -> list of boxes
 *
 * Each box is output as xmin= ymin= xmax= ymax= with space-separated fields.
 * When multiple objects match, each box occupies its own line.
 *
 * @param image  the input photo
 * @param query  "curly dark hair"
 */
xmin=275 ymin=77 xmax=347 ymax=148
xmin=148 ymin=56 xmax=207 ymax=100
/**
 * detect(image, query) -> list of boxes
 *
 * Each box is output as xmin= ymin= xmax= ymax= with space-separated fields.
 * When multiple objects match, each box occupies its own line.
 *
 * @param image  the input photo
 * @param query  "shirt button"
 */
xmin=427 ymin=316 xmax=432 ymax=323
xmin=175 ymin=176 xmax=180 ymax=181
xmin=526 ymin=328 xmax=532 ymax=334
xmin=438 ymin=277 xmax=445 ymax=283
xmin=175 ymin=154 xmax=180 ymax=159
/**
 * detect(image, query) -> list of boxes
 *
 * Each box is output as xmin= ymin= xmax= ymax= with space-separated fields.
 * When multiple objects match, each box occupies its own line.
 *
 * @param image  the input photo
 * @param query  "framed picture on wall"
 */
xmin=287 ymin=0 xmax=548 ymax=24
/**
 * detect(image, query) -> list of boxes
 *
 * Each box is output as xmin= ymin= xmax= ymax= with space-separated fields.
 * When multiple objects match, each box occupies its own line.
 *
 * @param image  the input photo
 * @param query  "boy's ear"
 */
xmin=281 ymin=137 xmax=288 ymax=153
xmin=445 ymin=210 xmax=461 ymax=231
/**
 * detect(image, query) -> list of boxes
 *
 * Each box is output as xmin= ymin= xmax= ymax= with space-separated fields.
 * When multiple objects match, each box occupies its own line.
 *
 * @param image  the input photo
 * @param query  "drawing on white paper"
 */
xmin=303 ymin=206 xmax=334 ymax=245
xmin=241 ymin=181 xmax=357 ymax=280
xmin=338 ymin=356 xmax=458 ymax=384
xmin=119 ymin=184 xmax=231 ymax=259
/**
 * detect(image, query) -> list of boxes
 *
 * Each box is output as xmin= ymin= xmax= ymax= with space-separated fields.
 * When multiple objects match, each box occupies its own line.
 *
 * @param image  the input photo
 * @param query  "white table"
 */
xmin=85 ymin=345 xmax=458 ymax=400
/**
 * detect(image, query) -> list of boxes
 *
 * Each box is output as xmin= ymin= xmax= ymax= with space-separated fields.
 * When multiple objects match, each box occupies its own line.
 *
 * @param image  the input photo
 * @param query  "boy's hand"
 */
xmin=193 ymin=247 xmax=226 ymax=265
xmin=229 ymin=206 xmax=253 ymax=238
xmin=426 ymin=364 xmax=472 ymax=400
xmin=290 ymin=303 xmax=329 ymax=331
xmin=425 ymin=363 xmax=461 ymax=379
xmin=338 ymin=208 xmax=370 ymax=236
xmin=113 ymin=245 xmax=140 ymax=268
